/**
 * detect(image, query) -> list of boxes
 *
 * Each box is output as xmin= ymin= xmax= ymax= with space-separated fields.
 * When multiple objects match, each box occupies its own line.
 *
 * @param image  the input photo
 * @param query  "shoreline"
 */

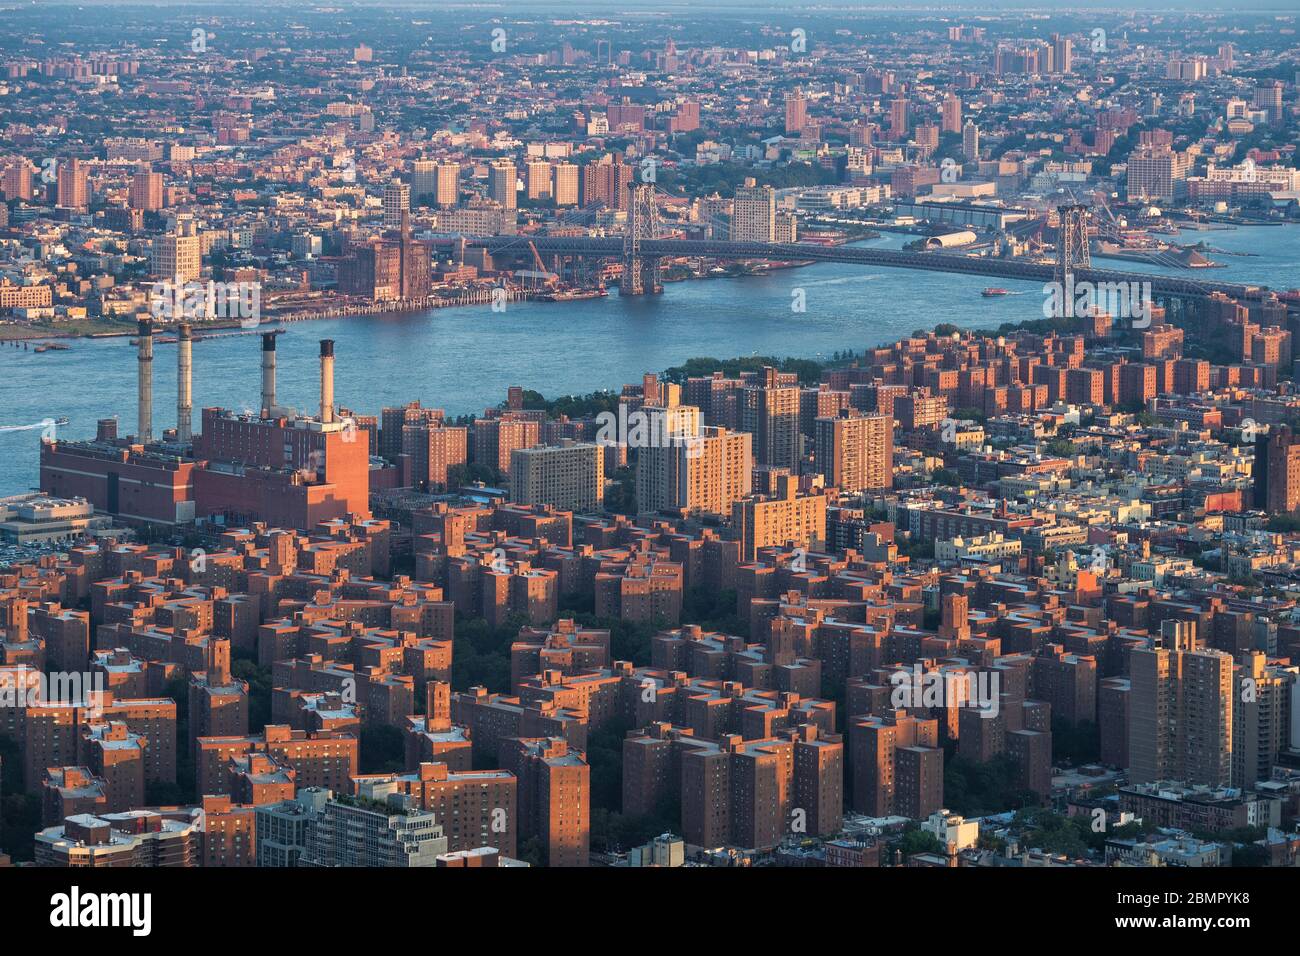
xmin=0 ymin=260 xmax=821 ymax=343
xmin=1 ymin=222 xmax=1289 ymax=345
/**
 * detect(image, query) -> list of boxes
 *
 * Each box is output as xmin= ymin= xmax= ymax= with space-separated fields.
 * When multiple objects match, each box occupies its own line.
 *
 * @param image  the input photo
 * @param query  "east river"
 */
xmin=2 ymin=225 xmax=1296 ymax=494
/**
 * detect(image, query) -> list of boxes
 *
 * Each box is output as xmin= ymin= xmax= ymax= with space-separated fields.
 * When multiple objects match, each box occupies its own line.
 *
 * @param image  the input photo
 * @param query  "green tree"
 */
xmin=1051 ymin=717 xmax=1101 ymax=766
xmin=890 ymin=827 xmax=943 ymax=860
xmin=359 ymin=724 xmax=406 ymax=774
xmin=1015 ymin=807 xmax=1091 ymax=858
xmin=944 ymin=754 xmax=1036 ymax=816
xmin=231 ymin=658 xmax=273 ymax=733
xmin=603 ymin=466 xmax=637 ymax=515
xmin=680 ymin=587 xmax=744 ymax=635
xmin=931 ymin=468 xmax=962 ymax=488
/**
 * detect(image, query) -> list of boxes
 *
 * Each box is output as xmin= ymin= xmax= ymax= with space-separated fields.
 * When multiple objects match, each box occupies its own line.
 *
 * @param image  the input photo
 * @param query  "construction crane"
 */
xmin=515 ymin=239 xmax=559 ymax=290
xmin=528 ymin=240 xmax=550 ymax=276
xmin=1090 ymin=189 xmax=1128 ymax=243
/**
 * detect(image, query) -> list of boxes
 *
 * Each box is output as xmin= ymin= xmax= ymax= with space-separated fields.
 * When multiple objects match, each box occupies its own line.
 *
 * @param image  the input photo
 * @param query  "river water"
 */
xmin=2 ymin=225 xmax=1297 ymax=495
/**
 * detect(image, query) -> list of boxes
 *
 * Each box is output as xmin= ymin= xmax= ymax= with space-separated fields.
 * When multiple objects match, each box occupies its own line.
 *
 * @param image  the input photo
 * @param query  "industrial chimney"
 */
xmin=137 ymin=318 xmax=153 ymax=443
xmin=177 ymin=322 xmax=192 ymax=444
xmin=319 ymin=339 xmax=335 ymax=424
xmin=261 ymin=332 xmax=277 ymax=417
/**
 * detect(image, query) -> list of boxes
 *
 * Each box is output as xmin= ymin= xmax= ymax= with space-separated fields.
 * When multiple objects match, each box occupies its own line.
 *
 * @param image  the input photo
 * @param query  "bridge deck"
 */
xmin=431 ymin=235 xmax=1268 ymax=300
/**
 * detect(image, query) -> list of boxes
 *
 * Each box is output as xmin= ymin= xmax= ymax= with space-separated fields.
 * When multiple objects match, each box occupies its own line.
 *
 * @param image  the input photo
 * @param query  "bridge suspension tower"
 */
xmin=621 ymin=182 xmax=663 ymax=296
xmin=1055 ymin=204 xmax=1092 ymax=286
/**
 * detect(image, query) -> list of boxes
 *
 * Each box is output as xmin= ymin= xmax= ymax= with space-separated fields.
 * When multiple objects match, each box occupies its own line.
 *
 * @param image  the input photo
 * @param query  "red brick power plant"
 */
xmin=40 ymin=333 xmax=372 ymax=528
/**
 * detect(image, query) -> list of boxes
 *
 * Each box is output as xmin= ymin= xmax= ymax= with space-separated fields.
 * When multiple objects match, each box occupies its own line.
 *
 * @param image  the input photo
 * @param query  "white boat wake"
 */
xmin=0 ymin=419 xmax=57 ymax=434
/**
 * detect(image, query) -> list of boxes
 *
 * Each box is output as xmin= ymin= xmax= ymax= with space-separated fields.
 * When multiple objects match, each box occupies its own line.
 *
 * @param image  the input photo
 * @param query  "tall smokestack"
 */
xmin=261 ymin=332 xmax=277 ymax=418
xmin=319 ymin=339 xmax=335 ymax=424
xmin=177 ymin=322 xmax=192 ymax=444
xmin=137 ymin=318 xmax=153 ymax=443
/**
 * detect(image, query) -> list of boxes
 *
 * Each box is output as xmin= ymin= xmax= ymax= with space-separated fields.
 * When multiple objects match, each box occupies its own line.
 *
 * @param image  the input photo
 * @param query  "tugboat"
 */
xmin=981 ymin=288 xmax=1010 ymax=297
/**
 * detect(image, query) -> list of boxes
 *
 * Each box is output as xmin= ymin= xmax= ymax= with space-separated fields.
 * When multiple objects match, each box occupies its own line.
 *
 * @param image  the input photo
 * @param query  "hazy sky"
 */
xmin=35 ymin=0 xmax=1300 ymax=10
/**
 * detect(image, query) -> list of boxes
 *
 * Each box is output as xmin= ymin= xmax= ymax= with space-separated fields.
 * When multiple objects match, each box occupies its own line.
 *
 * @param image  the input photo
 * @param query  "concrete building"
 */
xmin=1126 ymin=147 xmax=1191 ymax=203
xmin=730 ymin=178 xmax=777 ymax=243
xmin=503 ymin=736 xmax=590 ymax=867
xmin=0 ymin=494 xmax=110 ymax=544
xmin=637 ymin=422 xmax=752 ymax=519
xmin=35 ymin=811 xmax=199 ymax=867
xmin=1129 ymin=623 xmax=1234 ymax=787
xmin=255 ymin=789 xmax=327 ymax=867
xmin=152 ymin=215 xmax=201 ymax=283
xmin=305 ymin=787 xmax=448 ymax=867
xmin=352 ymin=762 xmax=518 ymax=856
xmin=129 ymin=170 xmax=164 ymax=211
xmin=403 ymin=423 xmax=468 ymax=492
xmin=1232 ymin=651 xmax=1295 ymax=789
xmin=56 ymin=157 xmax=88 ymax=210
xmin=921 ymin=809 xmax=978 ymax=853
xmin=509 ymin=441 xmax=604 ymax=513
xmin=383 ymin=179 xmax=411 ymax=229
xmin=847 ymin=711 xmax=938 ymax=816
xmin=813 ymin=411 xmax=894 ymax=493
xmin=784 ymin=90 xmax=806 ymax=134
xmin=741 ymin=367 xmax=801 ymax=470
xmin=731 ymin=472 xmax=827 ymax=561
xmin=41 ymin=767 xmax=109 ymax=826
xmin=941 ymin=94 xmax=962 ymax=134
xmin=1254 ymin=425 xmax=1300 ymax=515
xmin=962 ymin=122 xmax=980 ymax=162
xmin=489 ymin=161 xmax=517 ymax=210
xmin=553 ymin=163 xmax=579 ymax=206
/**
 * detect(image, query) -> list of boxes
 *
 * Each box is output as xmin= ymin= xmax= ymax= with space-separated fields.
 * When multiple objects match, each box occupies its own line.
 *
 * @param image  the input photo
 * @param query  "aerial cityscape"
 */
xmin=0 ymin=0 xmax=1296 ymax=916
